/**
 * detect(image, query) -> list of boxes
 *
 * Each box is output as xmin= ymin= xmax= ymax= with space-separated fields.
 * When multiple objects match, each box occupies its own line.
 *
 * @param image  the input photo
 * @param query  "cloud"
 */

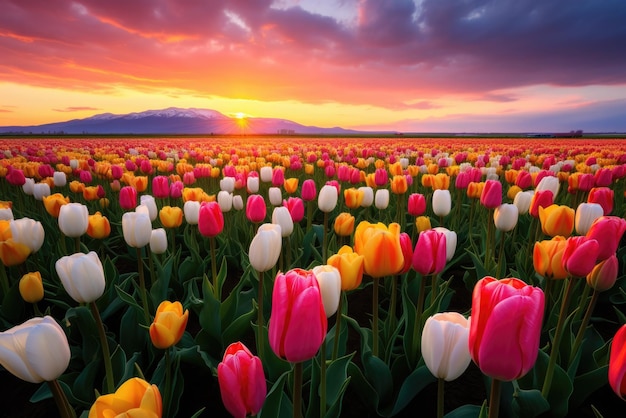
xmin=53 ymin=106 xmax=102 ymax=112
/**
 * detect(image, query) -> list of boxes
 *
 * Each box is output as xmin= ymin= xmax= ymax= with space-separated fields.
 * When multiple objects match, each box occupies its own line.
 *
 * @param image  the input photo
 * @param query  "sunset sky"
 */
xmin=1 ymin=0 xmax=626 ymax=133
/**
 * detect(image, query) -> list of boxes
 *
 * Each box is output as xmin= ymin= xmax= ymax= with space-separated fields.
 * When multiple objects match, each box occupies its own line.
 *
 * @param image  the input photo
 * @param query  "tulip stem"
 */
xmin=322 ymin=211 xmax=329 ymax=264
xmin=570 ymin=288 xmax=599 ymax=366
xmin=136 ymin=248 xmax=151 ymax=325
xmin=306 ymin=201 xmax=313 ymax=233
xmin=0 ymin=263 xmax=9 ymax=297
xmin=293 ymin=361 xmax=303 ymax=418
xmin=372 ymin=277 xmax=379 ymax=357
xmin=164 ymin=348 xmax=172 ymax=416
xmin=210 ymin=237 xmax=218 ymax=300
xmin=332 ymin=292 xmax=344 ymax=361
xmin=411 ymin=274 xmax=427 ymax=366
xmin=147 ymin=247 xmax=155 ymax=288
xmin=48 ymin=379 xmax=76 ymax=418
xmin=90 ymin=301 xmax=115 ymax=394
xmin=74 ymin=236 xmax=81 ymax=254
xmin=437 ymin=378 xmax=445 ymax=418
xmin=320 ymin=338 xmax=327 ymax=418
xmin=541 ymin=276 xmax=576 ymax=399
xmin=388 ymin=275 xmax=398 ymax=336
xmin=488 ymin=378 xmax=501 ymax=418
xmin=256 ymin=269 xmax=265 ymax=361
xmin=495 ymin=231 xmax=506 ymax=279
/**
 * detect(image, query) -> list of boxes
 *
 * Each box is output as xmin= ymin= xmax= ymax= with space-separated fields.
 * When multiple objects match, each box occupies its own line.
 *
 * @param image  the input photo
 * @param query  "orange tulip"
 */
xmin=343 ymin=188 xmax=364 ymax=209
xmin=533 ymin=236 xmax=568 ymax=279
xmin=467 ymin=182 xmax=484 ymax=199
xmin=327 ymin=246 xmax=365 ymax=291
xmin=432 ymin=173 xmax=450 ymax=190
xmin=87 ymin=212 xmax=111 ymax=239
xmin=353 ymin=221 xmax=404 ymax=278
xmin=0 ymin=239 xmax=31 ymax=267
xmin=88 ymin=377 xmax=162 ymax=418
xmin=149 ymin=301 xmax=189 ymax=349
xmin=159 ymin=206 xmax=183 ymax=229
xmin=19 ymin=271 xmax=44 ymax=303
xmin=43 ymin=193 xmax=70 ymax=218
xmin=390 ymin=175 xmax=408 ymax=194
xmin=283 ymin=177 xmax=299 ymax=194
xmin=82 ymin=186 xmax=100 ymax=201
xmin=333 ymin=212 xmax=355 ymax=237
xmin=538 ymin=204 xmax=575 ymax=238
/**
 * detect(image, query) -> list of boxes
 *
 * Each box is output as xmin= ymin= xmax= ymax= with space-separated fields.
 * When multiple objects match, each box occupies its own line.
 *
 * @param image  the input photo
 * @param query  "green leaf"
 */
xmin=389 ymin=365 xmax=436 ymax=415
xmin=114 ymin=284 xmax=143 ymax=311
xmin=259 ymin=371 xmax=292 ymax=418
xmin=445 ymin=404 xmax=483 ymax=418
xmin=325 ymin=353 xmax=354 ymax=411
xmin=511 ymin=388 xmax=550 ymax=418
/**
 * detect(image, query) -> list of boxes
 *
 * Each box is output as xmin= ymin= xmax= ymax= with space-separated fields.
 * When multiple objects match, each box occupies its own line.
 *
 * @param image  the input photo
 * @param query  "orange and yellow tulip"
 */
xmin=353 ymin=221 xmax=404 ymax=278
xmin=149 ymin=301 xmax=189 ymax=349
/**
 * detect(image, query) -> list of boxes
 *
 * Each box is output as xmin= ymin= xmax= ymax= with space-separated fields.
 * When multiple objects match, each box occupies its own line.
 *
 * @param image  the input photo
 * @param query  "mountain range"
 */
xmin=0 ymin=107 xmax=368 ymax=135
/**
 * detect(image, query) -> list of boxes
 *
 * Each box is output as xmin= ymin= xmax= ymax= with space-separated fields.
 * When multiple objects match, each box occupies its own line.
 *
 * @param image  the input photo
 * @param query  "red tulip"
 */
xmin=268 ymin=269 xmax=327 ymax=362
xmin=608 ymin=324 xmax=626 ymax=400
xmin=411 ymin=229 xmax=447 ymax=276
xmin=217 ymin=342 xmax=267 ymax=418
xmin=469 ymin=276 xmax=544 ymax=381
xmin=587 ymin=187 xmax=614 ymax=215
xmin=198 ymin=201 xmax=224 ymax=237
xmin=529 ymin=190 xmax=553 ymax=218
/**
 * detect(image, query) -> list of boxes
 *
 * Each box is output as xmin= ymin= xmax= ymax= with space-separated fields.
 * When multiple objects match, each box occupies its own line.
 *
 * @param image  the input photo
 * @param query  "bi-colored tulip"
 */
xmin=533 ymin=237 xmax=568 ymax=279
xmin=88 ymin=377 xmax=162 ymax=418
xmin=19 ymin=271 xmax=44 ymax=303
xmin=10 ymin=218 xmax=45 ymax=253
xmin=574 ymin=202 xmax=604 ymax=235
xmin=269 ymin=269 xmax=327 ymax=362
xmin=333 ymin=212 xmax=355 ymax=237
xmin=0 ymin=316 xmax=71 ymax=383
xmin=198 ymin=201 xmax=224 ymax=237
xmin=159 ymin=206 xmax=183 ymax=229
xmin=469 ymin=276 xmax=544 ymax=381
xmin=432 ymin=226 xmax=457 ymax=262
xmin=58 ymin=203 xmax=89 ymax=238
xmin=421 ymin=312 xmax=471 ymax=381
xmin=87 ymin=212 xmax=111 ymax=239
xmin=586 ymin=216 xmax=626 ymax=261
xmin=43 ymin=193 xmax=70 ymax=218
xmin=246 ymin=194 xmax=267 ymax=224
xmin=122 ymin=212 xmax=152 ymax=248
xmin=586 ymin=254 xmax=618 ymax=292
xmin=529 ymin=190 xmax=553 ymax=218
xmin=217 ymin=342 xmax=266 ymax=418
xmin=55 ymin=251 xmax=105 ymax=303
xmin=608 ymin=324 xmax=626 ymax=400
xmin=353 ymin=221 xmax=404 ymax=278
xmin=538 ymin=204 xmax=574 ymax=238
xmin=412 ymin=229 xmax=447 ymax=276
xmin=344 ymin=188 xmax=364 ymax=209
xmin=0 ymin=239 xmax=31 ymax=266
xmin=150 ymin=228 xmax=168 ymax=255
xmin=149 ymin=300 xmax=189 ymax=349
xmin=562 ymin=236 xmax=600 ymax=277
xmin=493 ymin=203 xmax=519 ymax=232
xmin=432 ymin=189 xmax=451 ymax=217
xmin=327 ymin=246 xmax=365 ymax=291
xmin=587 ymin=187 xmax=614 ymax=215
xmin=248 ymin=223 xmax=282 ymax=272
xmin=312 ymin=265 xmax=342 ymax=318
xmin=480 ymin=179 xmax=502 ymax=209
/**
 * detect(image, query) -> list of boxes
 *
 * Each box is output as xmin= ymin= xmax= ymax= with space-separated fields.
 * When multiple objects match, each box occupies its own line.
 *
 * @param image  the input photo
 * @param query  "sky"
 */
xmin=1 ymin=0 xmax=626 ymax=133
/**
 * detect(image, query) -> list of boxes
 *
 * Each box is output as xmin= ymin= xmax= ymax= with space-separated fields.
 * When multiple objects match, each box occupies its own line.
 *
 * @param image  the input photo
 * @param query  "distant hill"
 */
xmin=0 ymin=107 xmax=369 ymax=135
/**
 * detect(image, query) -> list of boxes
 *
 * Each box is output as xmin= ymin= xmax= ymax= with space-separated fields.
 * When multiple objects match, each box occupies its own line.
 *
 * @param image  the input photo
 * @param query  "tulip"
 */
xmin=608 ymin=324 xmax=626 ymax=400
xmin=86 ymin=212 xmax=111 ymax=239
xmin=344 ymin=188 xmax=364 ymax=209
xmin=55 ymin=251 xmax=105 ymax=303
xmin=33 ymin=182 xmax=51 ymax=201
xmin=515 ymin=170 xmax=532 ymax=189
xmin=152 ymin=175 xmax=170 ymax=198
xmin=119 ymin=186 xmax=137 ymax=210
xmin=0 ymin=316 xmax=70 ymax=383
xmin=333 ymin=212 xmax=355 ymax=237
xmin=469 ymin=276 xmax=544 ymax=381
xmin=301 ymin=179 xmax=317 ymax=201
xmin=217 ymin=191 xmax=233 ymax=212
xmin=88 ymin=377 xmax=162 ymax=418
xmin=149 ymin=300 xmax=189 ymax=349
xmin=480 ymin=179 xmax=502 ymax=209
xmin=6 ymin=167 xmax=26 ymax=186
xmin=218 ymin=342 xmax=266 ymax=418
xmin=407 ymin=193 xmax=426 ymax=216
xmin=398 ymin=232 xmax=413 ymax=274
xmin=260 ymin=166 xmax=273 ymax=183
xmin=506 ymin=185 xmax=522 ymax=201
xmin=359 ymin=186 xmax=374 ymax=207
xmin=373 ymin=188 xmax=389 ymax=210
xmin=159 ymin=206 xmax=183 ymax=229
xmin=432 ymin=226 xmax=457 ymax=262
xmin=150 ymin=228 xmax=168 ymax=254
xmin=22 ymin=178 xmax=35 ymax=195
xmin=586 ymin=254 xmax=618 ymax=292
xmin=574 ymin=202 xmax=603 ymax=235
xmin=268 ymin=186 xmax=283 ymax=206
xmin=220 ymin=176 xmax=236 ymax=193
xmin=353 ymin=221 xmax=404 ymax=278
xmin=0 ymin=239 xmax=30 ymax=266
xmin=247 ymin=176 xmax=260 ymax=194
xmin=513 ymin=190 xmax=533 ymax=215
xmin=183 ymin=200 xmax=200 ymax=225
xmin=416 ymin=216 xmax=432 ymax=233
xmin=318 ymin=184 xmax=338 ymax=213
xmin=283 ymin=197 xmax=304 ymax=223
xmin=246 ymin=194 xmax=267 ymax=224
xmin=272 ymin=206 xmax=294 ymax=238
xmin=284 ymin=177 xmax=299 ymax=194
xmin=421 ymin=312 xmax=471 ymax=381
xmin=10 ymin=218 xmax=45 ymax=253
xmin=312 ymin=265 xmax=342 ymax=317
xmin=140 ymin=195 xmax=158 ymax=221
xmin=412 ymin=229 xmax=447 ymax=276
xmin=562 ymin=236 xmax=600 ymax=277
xmin=198 ymin=201 xmax=224 ymax=237
xmin=538 ymin=204 xmax=574 ymax=238
xmin=19 ymin=271 xmax=44 ymax=303
xmin=467 ymin=182 xmax=484 ymax=199
xmin=586 ymin=216 xmax=626 ymax=261
xmin=493 ymin=203 xmax=519 ymax=232
xmin=232 ymin=195 xmax=244 ymax=210
xmin=390 ymin=175 xmax=408 ymax=194
xmin=58 ymin=203 xmax=89 ymax=238
xmin=122 ymin=212 xmax=152 ymax=248
xmin=536 ymin=175 xmax=560 ymax=197
xmin=268 ymin=268 xmax=327 ymax=362
xmin=327 ymin=246 xmax=365 ymax=291
xmin=529 ymin=190 xmax=553 ymax=218
xmin=249 ymin=223 xmax=282 ymax=272
xmin=587 ymin=187 xmax=614 ymax=215
xmin=533 ymin=237 xmax=568 ymax=279
xmin=432 ymin=189 xmax=451 ymax=217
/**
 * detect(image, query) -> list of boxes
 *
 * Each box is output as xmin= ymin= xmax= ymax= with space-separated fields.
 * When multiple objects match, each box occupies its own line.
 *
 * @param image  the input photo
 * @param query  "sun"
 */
xmin=235 ymin=112 xmax=245 ymax=119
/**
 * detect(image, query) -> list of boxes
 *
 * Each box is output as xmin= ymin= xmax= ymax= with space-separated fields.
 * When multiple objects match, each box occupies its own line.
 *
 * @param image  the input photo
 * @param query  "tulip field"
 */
xmin=0 ymin=135 xmax=625 ymax=418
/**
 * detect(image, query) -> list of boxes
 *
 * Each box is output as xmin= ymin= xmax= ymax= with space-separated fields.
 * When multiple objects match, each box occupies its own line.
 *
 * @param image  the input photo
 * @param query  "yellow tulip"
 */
xmin=353 ymin=221 xmax=403 ymax=278
xmin=333 ymin=212 xmax=355 ymax=237
xmin=89 ymin=377 xmax=162 ymax=418
xmin=327 ymin=246 xmax=364 ymax=291
xmin=533 ymin=236 xmax=568 ymax=279
xmin=19 ymin=272 xmax=44 ymax=303
xmin=149 ymin=301 xmax=189 ymax=349
xmin=539 ymin=204 xmax=575 ymax=238
xmin=87 ymin=212 xmax=111 ymax=239
xmin=159 ymin=206 xmax=183 ymax=229
xmin=42 ymin=193 xmax=70 ymax=218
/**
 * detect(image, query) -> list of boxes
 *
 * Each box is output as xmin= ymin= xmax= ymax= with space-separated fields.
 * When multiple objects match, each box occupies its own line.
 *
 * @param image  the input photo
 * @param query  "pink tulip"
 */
xmin=170 ymin=181 xmax=184 ymax=199
xmin=608 ymin=324 xmax=626 ymax=400
xmin=119 ymin=186 xmax=137 ymax=210
xmin=283 ymin=197 xmax=304 ymax=223
xmin=399 ymin=232 xmax=413 ymax=274
xmin=246 ymin=194 xmax=266 ymax=224
xmin=411 ymin=229 xmax=447 ymax=276
xmin=407 ymin=193 xmax=426 ymax=216
xmin=110 ymin=165 xmax=123 ymax=180
xmin=152 ymin=176 xmax=170 ymax=199
xmin=586 ymin=216 xmax=626 ymax=261
xmin=562 ymin=236 xmax=599 ymax=277
xmin=587 ymin=187 xmax=614 ymax=215
xmin=217 ymin=342 xmax=266 ymax=418
xmin=198 ymin=202 xmax=224 ymax=237
xmin=515 ymin=171 xmax=532 ymax=189
xmin=469 ymin=276 xmax=544 ymax=381
xmin=271 ymin=168 xmax=285 ymax=187
xmin=268 ymin=269 xmax=327 ymax=362
xmin=374 ymin=168 xmax=388 ymax=187
xmin=480 ymin=179 xmax=502 ymax=209
xmin=301 ymin=179 xmax=317 ymax=201
xmin=529 ymin=190 xmax=553 ymax=218
xmin=594 ymin=168 xmax=613 ymax=187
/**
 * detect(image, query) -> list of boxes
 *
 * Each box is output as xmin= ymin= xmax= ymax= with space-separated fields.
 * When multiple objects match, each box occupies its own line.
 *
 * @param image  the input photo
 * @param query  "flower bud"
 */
xmin=55 ymin=251 xmax=105 ymax=303
xmin=586 ymin=255 xmax=618 ymax=292
xmin=494 ymin=203 xmax=519 ymax=232
xmin=58 ymin=203 xmax=89 ymax=238
xmin=312 ymin=265 xmax=342 ymax=318
xmin=19 ymin=271 xmax=44 ymax=303
xmin=150 ymin=228 xmax=168 ymax=254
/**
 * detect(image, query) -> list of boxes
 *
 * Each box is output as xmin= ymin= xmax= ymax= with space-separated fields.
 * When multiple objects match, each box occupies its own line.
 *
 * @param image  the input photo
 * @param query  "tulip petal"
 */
xmin=283 ymin=287 xmax=326 ymax=362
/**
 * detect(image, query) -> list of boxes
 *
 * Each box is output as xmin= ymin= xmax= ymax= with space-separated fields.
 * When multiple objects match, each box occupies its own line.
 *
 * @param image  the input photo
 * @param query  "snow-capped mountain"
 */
xmin=0 ymin=107 xmax=364 ymax=135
